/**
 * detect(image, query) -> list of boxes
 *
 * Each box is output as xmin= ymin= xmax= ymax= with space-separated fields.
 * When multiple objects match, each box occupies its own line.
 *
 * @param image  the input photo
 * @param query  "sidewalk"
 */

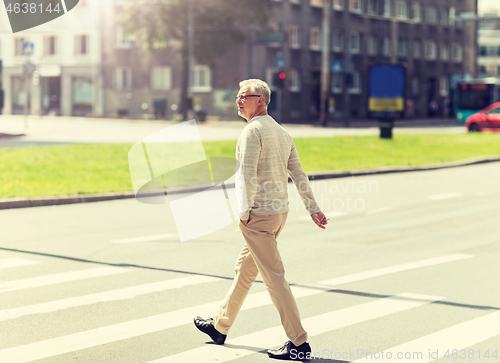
xmin=0 ymin=115 xmax=465 ymax=146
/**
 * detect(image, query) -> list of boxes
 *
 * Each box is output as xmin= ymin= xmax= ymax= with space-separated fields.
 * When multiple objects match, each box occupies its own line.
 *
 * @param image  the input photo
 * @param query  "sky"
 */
xmin=478 ymin=0 xmax=500 ymax=14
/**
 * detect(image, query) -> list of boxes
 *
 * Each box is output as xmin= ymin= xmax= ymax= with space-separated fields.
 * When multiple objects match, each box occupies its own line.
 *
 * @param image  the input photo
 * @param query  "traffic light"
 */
xmin=273 ymin=71 xmax=286 ymax=89
xmin=32 ymin=70 xmax=40 ymax=86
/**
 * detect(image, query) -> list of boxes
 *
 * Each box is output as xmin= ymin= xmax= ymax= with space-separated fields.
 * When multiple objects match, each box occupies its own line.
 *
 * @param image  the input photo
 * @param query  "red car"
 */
xmin=465 ymin=102 xmax=500 ymax=132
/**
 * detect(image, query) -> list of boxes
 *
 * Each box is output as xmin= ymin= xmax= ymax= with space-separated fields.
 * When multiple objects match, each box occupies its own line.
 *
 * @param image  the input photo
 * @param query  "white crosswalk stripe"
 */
xmin=0 ymin=275 xmax=219 ymax=322
xmin=0 ymin=266 xmax=129 ymax=294
xmin=149 ymin=293 xmax=444 ymax=363
xmin=355 ymin=310 xmax=500 ymax=362
xmin=0 ymin=258 xmax=40 ymax=270
xmin=0 ymin=253 xmax=494 ymax=363
xmin=0 ymin=285 xmax=327 ymax=363
xmin=317 ymin=254 xmax=473 ymax=286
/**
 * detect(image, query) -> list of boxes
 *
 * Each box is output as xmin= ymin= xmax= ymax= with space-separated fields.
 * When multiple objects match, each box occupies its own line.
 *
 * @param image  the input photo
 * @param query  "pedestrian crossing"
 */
xmin=0 ymin=253 xmax=498 ymax=363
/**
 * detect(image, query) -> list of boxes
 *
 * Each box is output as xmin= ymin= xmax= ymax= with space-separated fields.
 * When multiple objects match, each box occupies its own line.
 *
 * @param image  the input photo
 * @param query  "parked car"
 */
xmin=465 ymin=102 xmax=500 ymax=132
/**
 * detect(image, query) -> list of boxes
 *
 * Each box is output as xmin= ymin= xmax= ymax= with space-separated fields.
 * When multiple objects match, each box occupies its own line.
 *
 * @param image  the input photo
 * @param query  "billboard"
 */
xmin=368 ymin=64 xmax=406 ymax=120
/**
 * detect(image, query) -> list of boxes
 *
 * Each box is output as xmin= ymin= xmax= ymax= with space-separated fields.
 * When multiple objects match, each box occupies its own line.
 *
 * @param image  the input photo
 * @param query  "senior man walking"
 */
xmin=194 ymin=79 xmax=328 ymax=361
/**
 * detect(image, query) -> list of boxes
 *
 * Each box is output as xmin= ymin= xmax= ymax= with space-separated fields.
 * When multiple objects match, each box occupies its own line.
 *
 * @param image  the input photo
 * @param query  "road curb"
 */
xmin=1 ymin=156 xmax=499 ymax=211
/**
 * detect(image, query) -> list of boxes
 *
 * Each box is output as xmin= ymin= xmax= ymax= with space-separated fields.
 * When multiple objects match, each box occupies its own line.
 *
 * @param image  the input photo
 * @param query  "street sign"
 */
xmin=258 ymin=34 xmax=283 ymax=43
xmin=276 ymin=54 xmax=285 ymax=70
xmin=22 ymin=41 xmax=34 ymax=56
xmin=331 ymin=60 xmax=343 ymax=73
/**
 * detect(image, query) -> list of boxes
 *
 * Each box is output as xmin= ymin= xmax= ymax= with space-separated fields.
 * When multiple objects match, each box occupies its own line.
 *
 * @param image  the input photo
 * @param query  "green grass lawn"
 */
xmin=1 ymin=133 xmax=499 ymax=199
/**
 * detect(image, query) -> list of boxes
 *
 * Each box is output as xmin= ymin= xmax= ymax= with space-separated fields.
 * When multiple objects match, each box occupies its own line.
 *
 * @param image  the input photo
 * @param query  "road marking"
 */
xmin=0 ymin=267 xmax=129 ymax=294
xmin=317 ymin=254 xmax=473 ymax=287
xmin=0 ymin=285 xmax=328 ymax=363
xmin=366 ymin=206 xmax=392 ymax=215
xmin=149 ymin=293 xmax=443 ymax=363
xmin=426 ymin=193 xmax=463 ymax=201
xmin=354 ymin=309 xmax=500 ymax=362
xmin=0 ymin=275 xmax=219 ymax=322
xmin=112 ymin=233 xmax=178 ymax=243
xmin=0 ymin=258 xmax=40 ymax=270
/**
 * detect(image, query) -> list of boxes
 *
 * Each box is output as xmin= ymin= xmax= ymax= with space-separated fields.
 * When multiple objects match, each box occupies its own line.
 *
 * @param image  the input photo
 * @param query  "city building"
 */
xmin=477 ymin=12 xmax=500 ymax=78
xmin=254 ymin=0 xmax=478 ymax=122
xmin=0 ymin=0 xmax=478 ymax=122
xmin=0 ymin=0 xmax=103 ymax=116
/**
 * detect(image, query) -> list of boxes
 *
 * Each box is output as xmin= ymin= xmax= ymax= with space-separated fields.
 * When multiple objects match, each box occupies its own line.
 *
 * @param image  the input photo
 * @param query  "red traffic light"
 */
xmin=278 ymin=72 xmax=286 ymax=80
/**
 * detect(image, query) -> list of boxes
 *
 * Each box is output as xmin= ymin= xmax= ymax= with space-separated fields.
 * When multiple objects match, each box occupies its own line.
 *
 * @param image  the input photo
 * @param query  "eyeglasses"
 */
xmin=235 ymin=95 xmax=261 ymax=101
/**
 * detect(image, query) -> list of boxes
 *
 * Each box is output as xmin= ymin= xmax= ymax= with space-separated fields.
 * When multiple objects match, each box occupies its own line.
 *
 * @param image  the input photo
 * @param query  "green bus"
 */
xmin=452 ymin=78 xmax=500 ymax=122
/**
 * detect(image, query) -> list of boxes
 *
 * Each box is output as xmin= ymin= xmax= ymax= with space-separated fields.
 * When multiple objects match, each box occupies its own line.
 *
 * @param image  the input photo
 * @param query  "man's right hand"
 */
xmin=311 ymin=212 xmax=329 ymax=229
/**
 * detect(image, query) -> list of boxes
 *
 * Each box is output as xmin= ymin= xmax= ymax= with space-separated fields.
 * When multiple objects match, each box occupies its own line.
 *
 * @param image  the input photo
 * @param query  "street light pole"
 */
xmin=319 ymin=0 xmax=331 ymax=127
xmin=187 ymin=0 xmax=194 ymax=119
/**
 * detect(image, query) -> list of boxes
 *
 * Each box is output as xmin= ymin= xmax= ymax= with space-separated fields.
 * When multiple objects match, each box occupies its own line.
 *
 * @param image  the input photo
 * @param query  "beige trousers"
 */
xmin=213 ymin=212 xmax=308 ymax=347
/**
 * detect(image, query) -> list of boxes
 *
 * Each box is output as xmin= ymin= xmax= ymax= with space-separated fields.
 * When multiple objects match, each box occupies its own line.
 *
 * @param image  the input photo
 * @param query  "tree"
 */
xmin=119 ymin=0 xmax=272 ymax=119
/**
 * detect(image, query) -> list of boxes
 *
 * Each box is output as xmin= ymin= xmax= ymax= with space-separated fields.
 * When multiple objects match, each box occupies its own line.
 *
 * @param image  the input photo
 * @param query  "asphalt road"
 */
xmin=0 ymin=115 xmax=465 ymax=147
xmin=1 ymin=162 xmax=499 ymax=362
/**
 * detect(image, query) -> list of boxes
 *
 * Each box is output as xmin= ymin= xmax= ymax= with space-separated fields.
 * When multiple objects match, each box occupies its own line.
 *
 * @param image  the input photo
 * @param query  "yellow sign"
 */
xmin=369 ymin=98 xmax=404 ymax=112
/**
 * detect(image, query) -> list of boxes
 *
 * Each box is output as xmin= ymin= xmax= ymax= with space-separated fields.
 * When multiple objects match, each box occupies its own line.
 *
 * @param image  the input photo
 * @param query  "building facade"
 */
xmin=0 ymin=0 xmax=478 ymax=122
xmin=477 ymin=13 xmax=500 ymax=78
xmin=0 ymin=0 xmax=103 ymax=117
xmin=253 ymin=0 xmax=478 ymax=122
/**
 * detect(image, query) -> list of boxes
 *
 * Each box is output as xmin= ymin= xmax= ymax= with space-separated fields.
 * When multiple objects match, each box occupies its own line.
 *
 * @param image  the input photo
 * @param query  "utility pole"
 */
xmin=343 ymin=9 xmax=352 ymax=127
xmin=187 ymin=0 xmax=194 ymax=120
xmin=319 ymin=0 xmax=331 ymax=127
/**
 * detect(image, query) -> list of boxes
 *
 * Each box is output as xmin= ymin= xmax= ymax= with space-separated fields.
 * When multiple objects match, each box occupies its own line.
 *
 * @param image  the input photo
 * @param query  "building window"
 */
xmin=425 ymin=40 xmax=437 ymax=60
xmin=441 ymin=10 xmax=449 ymax=25
xmin=453 ymin=44 xmax=463 ymax=62
xmin=425 ymin=6 xmax=437 ymax=24
xmin=350 ymin=0 xmax=362 ymax=12
xmin=412 ymin=2 xmax=421 ymax=21
xmin=115 ymin=67 xmax=132 ymax=90
xmin=367 ymin=35 xmax=377 ymax=55
xmin=310 ymin=27 xmax=321 ymax=50
xmin=332 ymin=30 xmax=343 ymax=51
xmin=397 ymin=39 xmax=408 ymax=56
xmin=395 ymin=1 xmax=407 ymax=19
xmin=382 ymin=36 xmax=391 ymax=55
xmin=192 ymin=65 xmax=211 ymax=91
xmin=480 ymin=46 xmax=496 ymax=57
xmin=14 ymin=37 xmax=26 ymax=56
xmin=310 ymin=0 xmax=323 ymax=6
xmin=289 ymin=25 xmax=300 ymax=48
xmin=349 ymin=32 xmax=361 ymax=53
xmin=413 ymin=40 xmax=421 ymax=58
xmin=348 ymin=72 xmax=361 ymax=93
xmin=448 ymin=7 xmax=456 ymax=25
xmin=333 ymin=0 xmax=344 ymax=10
xmin=289 ymin=69 xmax=301 ymax=91
xmin=44 ymin=35 xmax=58 ymax=56
xmin=440 ymin=76 xmax=449 ymax=97
xmin=75 ymin=34 xmax=89 ymax=55
xmin=151 ymin=67 xmax=172 ymax=90
xmin=332 ymin=72 xmax=343 ymax=93
xmin=116 ymin=26 xmax=131 ymax=48
xmin=441 ymin=44 xmax=450 ymax=60
xmin=383 ymin=0 xmax=391 ymax=16
xmin=412 ymin=77 xmax=420 ymax=94
xmin=367 ymin=0 xmax=377 ymax=14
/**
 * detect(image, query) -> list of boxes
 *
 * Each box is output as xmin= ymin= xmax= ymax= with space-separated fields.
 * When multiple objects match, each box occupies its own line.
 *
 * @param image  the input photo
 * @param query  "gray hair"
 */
xmin=239 ymin=79 xmax=271 ymax=106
